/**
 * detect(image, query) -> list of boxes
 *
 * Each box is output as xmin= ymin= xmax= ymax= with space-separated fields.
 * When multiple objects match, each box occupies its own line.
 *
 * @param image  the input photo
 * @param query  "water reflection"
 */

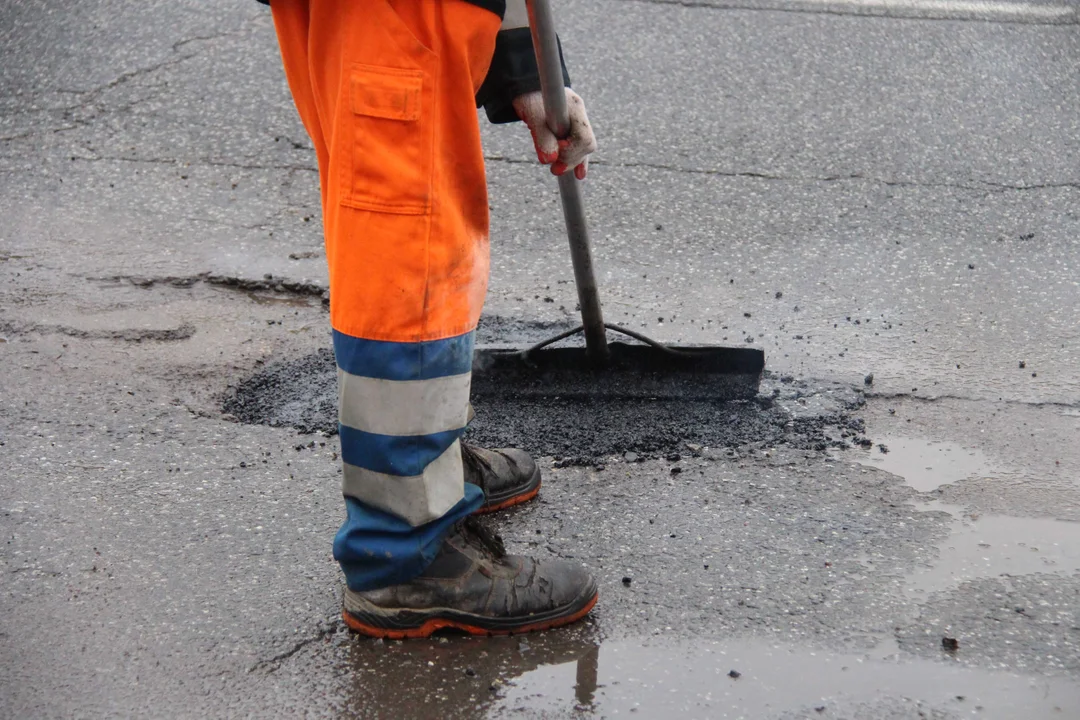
xmin=339 ymin=626 xmax=600 ymax=719
xmin=336 ymin=630 xmax=1079 ymax=718
xmin=490 ymin=637 xmax=1080 ymax=719
xmin=574 ymin=644 xmax=600 ymax=710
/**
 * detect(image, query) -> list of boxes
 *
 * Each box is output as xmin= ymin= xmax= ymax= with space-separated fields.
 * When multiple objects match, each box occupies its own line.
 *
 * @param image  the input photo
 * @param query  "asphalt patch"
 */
xmin=224 ymin=348 xmax=337 ymax=436
xmin=223 ymin=340 xmax=867 ymax=464
xmin=464 ymin=392 xmax=855 ymax=464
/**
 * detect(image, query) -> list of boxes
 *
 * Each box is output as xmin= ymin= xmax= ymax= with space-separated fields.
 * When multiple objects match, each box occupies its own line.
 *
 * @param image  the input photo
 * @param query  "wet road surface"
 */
xmin=2 ymin=0 xmax=1079 ymax=717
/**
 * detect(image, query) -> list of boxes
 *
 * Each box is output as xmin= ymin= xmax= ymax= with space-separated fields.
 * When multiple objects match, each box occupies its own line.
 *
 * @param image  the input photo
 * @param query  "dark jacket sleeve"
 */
xmin=475 ymin=27 xmax=571 ymax=124
xmin=254 ymin=2 xmax=568 ymax=125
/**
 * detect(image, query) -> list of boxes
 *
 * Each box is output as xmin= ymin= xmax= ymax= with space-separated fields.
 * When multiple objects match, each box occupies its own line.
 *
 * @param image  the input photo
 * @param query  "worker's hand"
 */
xmin=512 ymin=88 xmax=597 ymax=180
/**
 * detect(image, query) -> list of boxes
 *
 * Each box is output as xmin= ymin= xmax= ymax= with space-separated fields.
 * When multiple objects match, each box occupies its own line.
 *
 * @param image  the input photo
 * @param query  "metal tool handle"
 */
xmin=526 ymin=0 xmax=610 ymax=366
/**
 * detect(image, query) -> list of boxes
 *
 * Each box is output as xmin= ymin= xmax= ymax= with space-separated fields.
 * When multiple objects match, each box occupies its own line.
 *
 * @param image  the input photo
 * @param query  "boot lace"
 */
xmin=460 ymin=516 xmax=507 ymax=559
xmin=461 ymin=442 xmax=497 ymax=491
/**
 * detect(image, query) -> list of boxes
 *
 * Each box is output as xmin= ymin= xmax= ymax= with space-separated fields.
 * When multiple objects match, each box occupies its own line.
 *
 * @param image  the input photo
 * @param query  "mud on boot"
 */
xmin=462 ymin=443 xmax=541 ymax=513
xmin=342 ymin=517 xmax=598 ymax=639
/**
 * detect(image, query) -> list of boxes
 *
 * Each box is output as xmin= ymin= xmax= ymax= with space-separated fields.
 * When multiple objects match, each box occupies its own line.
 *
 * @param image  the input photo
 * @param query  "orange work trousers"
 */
xmin=271 ymin=0 xmax=500 ymax=343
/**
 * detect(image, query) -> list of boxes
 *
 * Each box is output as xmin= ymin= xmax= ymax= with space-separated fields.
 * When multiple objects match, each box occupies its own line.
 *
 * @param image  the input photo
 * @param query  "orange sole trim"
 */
xmin=342 ymin=591 xmax=598 ymax=640
xmin=474 ymin=482 xmax=541 ymax=515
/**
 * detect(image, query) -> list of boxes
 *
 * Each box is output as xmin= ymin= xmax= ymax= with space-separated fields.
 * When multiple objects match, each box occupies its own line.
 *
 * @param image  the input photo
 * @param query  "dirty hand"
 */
xmin=512 ymin=88 xmax=597 ymax=180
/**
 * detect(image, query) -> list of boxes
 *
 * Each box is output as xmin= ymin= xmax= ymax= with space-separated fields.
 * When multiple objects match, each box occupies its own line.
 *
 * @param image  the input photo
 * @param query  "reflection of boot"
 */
xmin=343 ymin=517 xmax=597 ymax=639
xmin=462 ymin=443 xmax=542 ymax=513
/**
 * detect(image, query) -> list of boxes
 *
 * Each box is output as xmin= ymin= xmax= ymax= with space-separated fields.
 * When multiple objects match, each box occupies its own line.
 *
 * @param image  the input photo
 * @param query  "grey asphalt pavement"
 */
xmin=2 ymin=0 xmax=1079 ymax=717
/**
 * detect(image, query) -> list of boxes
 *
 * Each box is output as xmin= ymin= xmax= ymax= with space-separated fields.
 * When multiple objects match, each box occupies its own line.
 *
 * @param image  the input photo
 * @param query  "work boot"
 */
xmin=342 ymin=517 xmax=598 ymax=639
xmin=462 ymin=442 xmax=541 ymax=514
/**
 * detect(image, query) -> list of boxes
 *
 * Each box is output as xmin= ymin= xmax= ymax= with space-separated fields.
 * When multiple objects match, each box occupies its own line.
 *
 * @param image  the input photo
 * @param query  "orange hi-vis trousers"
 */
xmin=271 ymin=0 xmax=503 ymax=590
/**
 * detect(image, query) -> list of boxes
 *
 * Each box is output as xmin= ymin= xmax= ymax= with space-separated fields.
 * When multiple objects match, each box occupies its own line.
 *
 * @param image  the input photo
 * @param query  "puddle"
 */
xmin=851 ymin=438 xmax=1080 ymax=594
xmin=852 ymin=436 xmax=994 ymax=491
xmin=490 ymin=637 xmax=1080 ymax=719
xmin=340 ymin=629 xmax=602 ymax=717
xmin=905 ymin=500 xmax=1080 ymax=595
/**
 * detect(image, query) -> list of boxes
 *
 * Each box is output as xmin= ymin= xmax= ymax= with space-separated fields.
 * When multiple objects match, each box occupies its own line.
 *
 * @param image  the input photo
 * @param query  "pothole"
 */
xmin=222 ymin=318 xmax=872 ymax=463
xmin=239 ymin=289 xmax=316 ymax=307
xmin=224 ymin=359 xmax=867 ymax=464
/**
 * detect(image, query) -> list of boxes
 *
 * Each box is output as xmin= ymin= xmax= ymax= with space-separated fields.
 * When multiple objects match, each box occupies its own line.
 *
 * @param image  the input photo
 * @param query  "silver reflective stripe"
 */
xmin=341 ymin=439 xmax=464 ymax=527
xmin=337 ymin=368 xmax=472 ymax=437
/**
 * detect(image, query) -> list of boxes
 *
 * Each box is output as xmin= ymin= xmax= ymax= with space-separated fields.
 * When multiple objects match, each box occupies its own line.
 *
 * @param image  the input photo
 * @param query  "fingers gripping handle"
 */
xmin=525 ymin=0 xmax=610 ymax=365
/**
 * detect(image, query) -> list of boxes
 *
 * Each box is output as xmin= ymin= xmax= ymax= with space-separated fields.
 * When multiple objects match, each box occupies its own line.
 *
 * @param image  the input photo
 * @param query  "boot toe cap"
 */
xmin=527 ymin=557 xmax=598 ymax=611
xmin=502 ymin=448 xmax=538 ymax=478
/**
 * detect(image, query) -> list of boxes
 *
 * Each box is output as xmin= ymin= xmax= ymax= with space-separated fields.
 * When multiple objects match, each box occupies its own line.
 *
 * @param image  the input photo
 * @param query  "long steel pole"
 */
xmin=525 ymin=0 xmax=610 ymax=366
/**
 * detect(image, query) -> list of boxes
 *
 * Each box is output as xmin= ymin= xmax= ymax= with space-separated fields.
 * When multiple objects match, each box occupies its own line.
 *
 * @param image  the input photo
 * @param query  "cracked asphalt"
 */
xmin=2 ymin=0 xmax=1079 ymax=718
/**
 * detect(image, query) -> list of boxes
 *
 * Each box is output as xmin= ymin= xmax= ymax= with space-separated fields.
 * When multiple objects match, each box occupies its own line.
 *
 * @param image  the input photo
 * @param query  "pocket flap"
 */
xmin=350 ymin=65 xmax=423 ymax=122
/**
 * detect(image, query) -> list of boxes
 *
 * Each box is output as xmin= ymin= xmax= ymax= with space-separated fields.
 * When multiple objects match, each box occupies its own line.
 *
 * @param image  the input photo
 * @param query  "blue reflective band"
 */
xmin=339 ymin=424 xmax=466 ymax=477
xmin=332 ymin=329 xmax=474 ymax=381
xmin=334 ymin=485 xmax=485 ymax=591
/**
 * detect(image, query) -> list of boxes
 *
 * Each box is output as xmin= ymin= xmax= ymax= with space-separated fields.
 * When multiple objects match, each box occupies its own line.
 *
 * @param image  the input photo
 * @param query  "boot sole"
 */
xmin=342 ymin=586 xmax=598 ymax=640
xmin=474 ymin=466 xmax=542 ymax=515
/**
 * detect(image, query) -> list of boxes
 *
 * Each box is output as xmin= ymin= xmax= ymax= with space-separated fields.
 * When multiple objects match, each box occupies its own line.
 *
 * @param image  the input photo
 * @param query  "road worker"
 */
xmin=260 ymin=0 xmax=599 ymax=637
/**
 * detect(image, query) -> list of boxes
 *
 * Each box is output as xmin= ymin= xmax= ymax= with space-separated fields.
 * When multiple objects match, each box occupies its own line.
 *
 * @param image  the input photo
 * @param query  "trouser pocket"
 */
xmin=340 ymin=63 xmax=434 ymax=215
